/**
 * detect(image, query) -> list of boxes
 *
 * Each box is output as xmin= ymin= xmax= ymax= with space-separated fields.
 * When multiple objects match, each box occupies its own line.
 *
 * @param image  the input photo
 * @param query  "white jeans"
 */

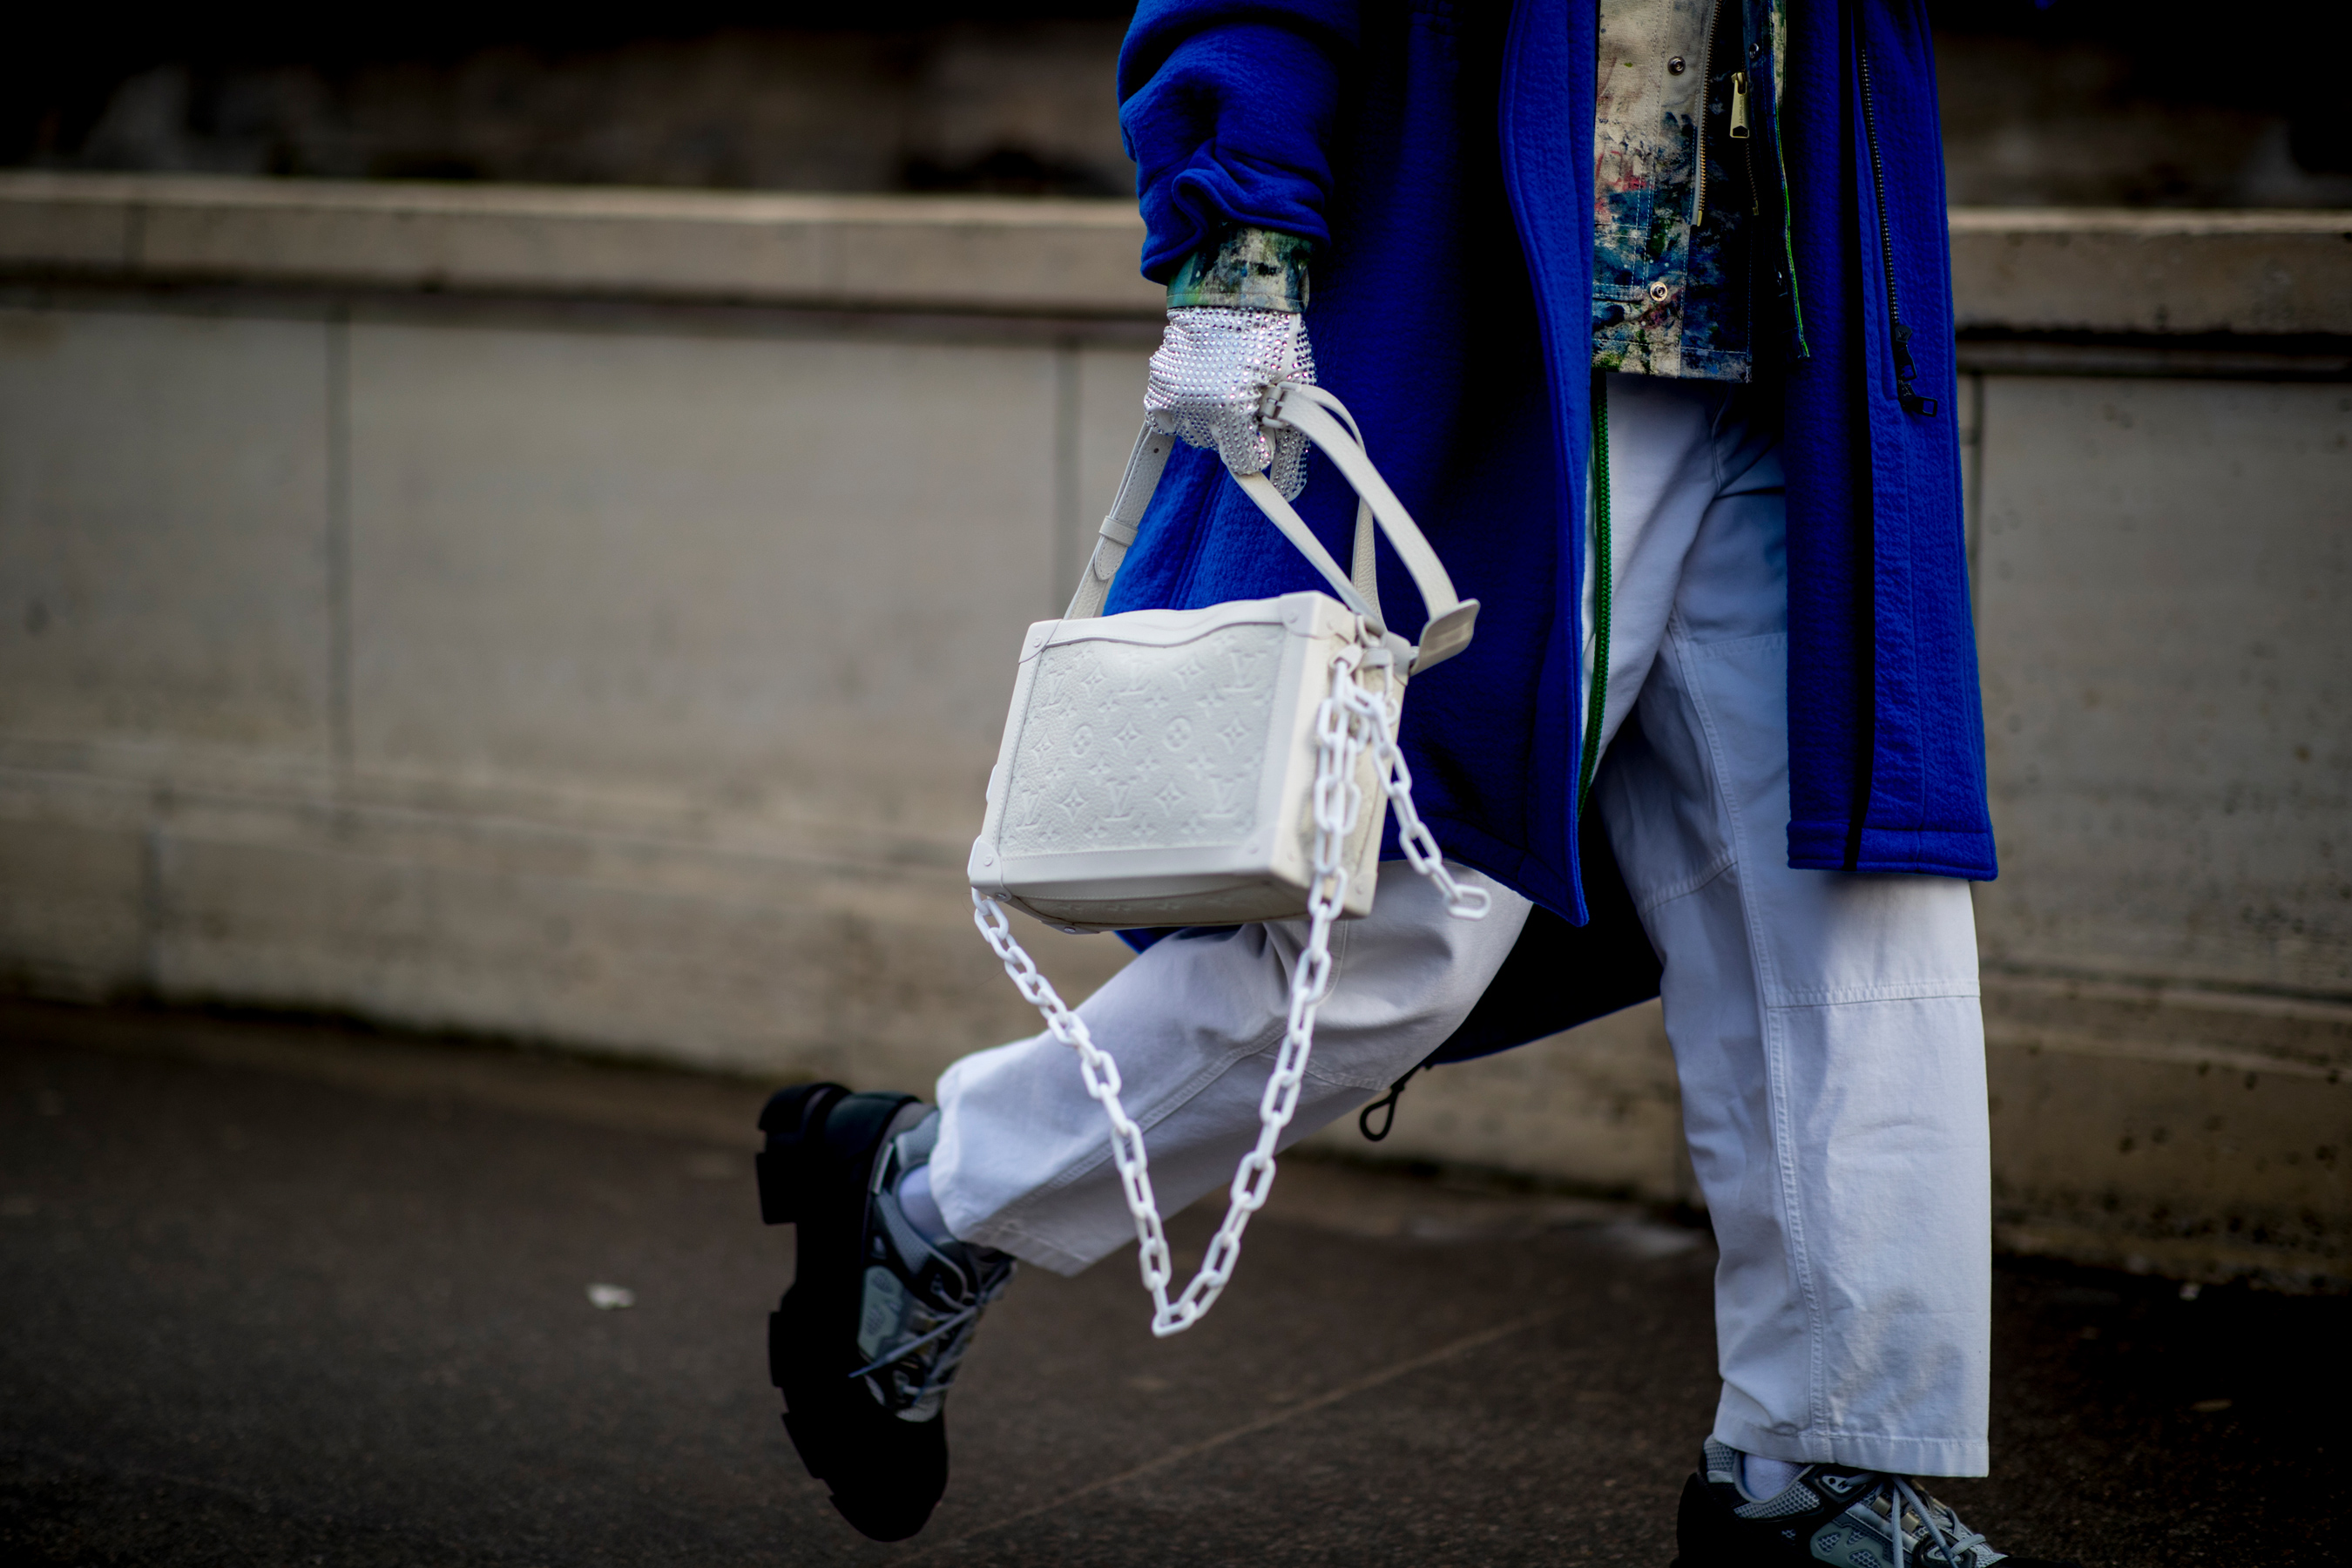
xmin=932 ymin=375 xmax=1991 ymax=1477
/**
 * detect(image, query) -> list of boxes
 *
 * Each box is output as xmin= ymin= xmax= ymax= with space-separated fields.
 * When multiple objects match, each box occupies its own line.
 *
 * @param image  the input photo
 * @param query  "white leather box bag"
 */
xmin=968 ymin=381 xmax=1492 ymax=1335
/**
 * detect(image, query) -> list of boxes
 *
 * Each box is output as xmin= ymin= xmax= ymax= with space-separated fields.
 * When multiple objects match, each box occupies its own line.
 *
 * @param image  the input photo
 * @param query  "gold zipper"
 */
xmin=1729 ymin=71 xmax=1751 ymax=139
xmin=1691 ymin=0 xmax=1720 ymax=230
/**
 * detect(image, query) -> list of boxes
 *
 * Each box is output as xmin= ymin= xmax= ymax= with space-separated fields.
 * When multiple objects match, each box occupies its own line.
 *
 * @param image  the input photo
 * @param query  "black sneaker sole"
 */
xmin=757 ymin=1082 xmax=944 ymax=1543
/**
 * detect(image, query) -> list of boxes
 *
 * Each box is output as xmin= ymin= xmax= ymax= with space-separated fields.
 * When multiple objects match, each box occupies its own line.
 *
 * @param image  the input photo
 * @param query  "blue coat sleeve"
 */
xmin=1118 ymin=0 xmax=1360 ymax=279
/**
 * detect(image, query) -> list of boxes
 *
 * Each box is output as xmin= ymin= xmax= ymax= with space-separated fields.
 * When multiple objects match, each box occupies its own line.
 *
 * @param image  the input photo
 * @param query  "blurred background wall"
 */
xmin=0 ymin=1 xmax=2344 ymax=1289
xmin=10 ymin=2 xmax=2352 ymax=206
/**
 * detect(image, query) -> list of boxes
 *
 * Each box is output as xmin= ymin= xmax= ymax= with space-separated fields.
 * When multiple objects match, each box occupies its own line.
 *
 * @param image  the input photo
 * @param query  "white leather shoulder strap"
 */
xmin=1064 ymin=422 xmax=1176 ymax=621
xmin=1064 ymin=386 xmax=1480 ymax=673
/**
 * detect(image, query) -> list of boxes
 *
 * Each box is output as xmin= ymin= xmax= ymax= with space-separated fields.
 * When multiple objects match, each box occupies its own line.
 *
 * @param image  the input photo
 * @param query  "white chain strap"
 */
xmin=970 ymin=646 xmax=1488 ymax=1336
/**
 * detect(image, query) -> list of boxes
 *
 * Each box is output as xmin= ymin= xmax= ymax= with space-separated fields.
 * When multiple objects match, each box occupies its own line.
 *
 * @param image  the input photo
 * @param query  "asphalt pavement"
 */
xmin=0 ymin=1000 xmax=2341 ymax=1566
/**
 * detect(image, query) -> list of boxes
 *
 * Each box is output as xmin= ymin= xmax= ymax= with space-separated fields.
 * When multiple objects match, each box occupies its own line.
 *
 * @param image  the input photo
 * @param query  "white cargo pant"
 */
xmin=931 ymin=374 xmax=1991 ymax=1477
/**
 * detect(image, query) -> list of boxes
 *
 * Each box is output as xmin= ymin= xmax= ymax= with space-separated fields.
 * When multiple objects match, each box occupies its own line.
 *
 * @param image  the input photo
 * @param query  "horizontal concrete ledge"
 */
xmin=1947 ymin=207 xmax=2352 ymax=338
xmin=0 ymin=172 xmax=1164 ymax=319
xmin=3 ymin=173 xmax=2349 ymax=337
xmin=1953 ymin=336 xmax=2352 ymax=381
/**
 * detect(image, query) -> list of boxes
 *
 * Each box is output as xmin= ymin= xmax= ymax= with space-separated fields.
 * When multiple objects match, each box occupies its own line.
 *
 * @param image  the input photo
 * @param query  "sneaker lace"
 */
xmin=1867 ymin=1475 xmax=1995 ymax=1568
xmin=846 ymin=1264 xmax=1013 ymax=1405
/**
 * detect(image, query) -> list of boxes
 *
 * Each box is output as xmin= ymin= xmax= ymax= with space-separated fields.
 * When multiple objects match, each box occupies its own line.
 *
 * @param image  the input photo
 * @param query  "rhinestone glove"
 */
xmin=1144 ymin=307 xmax=1317 ymax=500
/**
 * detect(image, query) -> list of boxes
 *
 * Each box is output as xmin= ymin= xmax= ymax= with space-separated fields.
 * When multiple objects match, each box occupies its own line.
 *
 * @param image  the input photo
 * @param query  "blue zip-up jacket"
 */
xmin=1105 ymin=0 xmax=1994 ymax=1044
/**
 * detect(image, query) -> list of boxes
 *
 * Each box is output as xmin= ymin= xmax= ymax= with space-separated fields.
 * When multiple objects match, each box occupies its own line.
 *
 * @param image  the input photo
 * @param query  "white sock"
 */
xmin=1741 ymin=1453 xmax=1807 ymax=1499
xmin=896 ymin=1163 xmax=957 ymax=1247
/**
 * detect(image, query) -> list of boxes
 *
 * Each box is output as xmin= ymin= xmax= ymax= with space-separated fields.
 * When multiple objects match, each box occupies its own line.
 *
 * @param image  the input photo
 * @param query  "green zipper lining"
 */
xmin=1578 ymin=369 xmax=1612 ymax=814
xmin=1763 ymin=0 xmax=1808 ymax=359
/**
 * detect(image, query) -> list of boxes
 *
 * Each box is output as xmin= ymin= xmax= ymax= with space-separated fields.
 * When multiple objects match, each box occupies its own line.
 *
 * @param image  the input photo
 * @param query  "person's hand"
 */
xmin=1144 ymin=307 xmax=1317 ymax=500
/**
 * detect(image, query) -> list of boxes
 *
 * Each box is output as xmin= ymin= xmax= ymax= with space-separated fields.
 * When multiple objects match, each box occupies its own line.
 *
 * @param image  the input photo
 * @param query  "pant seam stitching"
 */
xmin=1666 ymin=618 xmax=1832 ymax=1446
xmin=1767 ymin=982 xmax=1984 ymax=1008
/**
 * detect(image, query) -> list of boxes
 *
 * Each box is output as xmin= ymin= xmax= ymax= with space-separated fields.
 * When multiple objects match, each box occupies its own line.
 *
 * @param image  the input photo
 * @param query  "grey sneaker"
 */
xmin=1673 ymin=1437 xmax=2082 ymax=1568
xmin=852 ymin=1107 xmax=1015 ymax=1421
xmin=758 ymin=1085 xmax=1015 ymax=1541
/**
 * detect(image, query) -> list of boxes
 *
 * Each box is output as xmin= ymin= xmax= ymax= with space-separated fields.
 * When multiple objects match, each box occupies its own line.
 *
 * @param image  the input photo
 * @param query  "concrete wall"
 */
xmin=0 ymin=176 xmax=2344 ymax=1285
xmin=23 ymin=22 xmax=2352 ymax=210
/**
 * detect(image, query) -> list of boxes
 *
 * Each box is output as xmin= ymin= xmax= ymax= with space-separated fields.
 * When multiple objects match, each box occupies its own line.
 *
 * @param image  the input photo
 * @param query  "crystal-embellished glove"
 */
xmin=1144 ymin=226 xmax=1318 ymax=500
xmin=1145 ymin=307 xmax=1318 ymax=499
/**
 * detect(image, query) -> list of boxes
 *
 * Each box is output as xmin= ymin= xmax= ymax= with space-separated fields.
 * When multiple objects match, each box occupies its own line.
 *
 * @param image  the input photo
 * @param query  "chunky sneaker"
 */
xmin=1674 ymin=1438 xmax=2083 ymax=1568
xmin=756 ymin=1084 xmax=1015 ymax=1541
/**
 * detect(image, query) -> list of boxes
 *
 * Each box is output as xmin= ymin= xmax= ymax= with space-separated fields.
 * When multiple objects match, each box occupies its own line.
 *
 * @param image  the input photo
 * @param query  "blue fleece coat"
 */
xmin=1107 ymin=0 xmax=1993 ymax=949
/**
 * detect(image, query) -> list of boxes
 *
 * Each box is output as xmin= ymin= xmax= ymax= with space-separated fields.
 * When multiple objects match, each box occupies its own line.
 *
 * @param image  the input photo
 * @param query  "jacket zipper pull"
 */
xmin=1890 ymin=323 xmax=1937 ymax=417
xmin=1728 ymin=71 xmax=1751 ymax=139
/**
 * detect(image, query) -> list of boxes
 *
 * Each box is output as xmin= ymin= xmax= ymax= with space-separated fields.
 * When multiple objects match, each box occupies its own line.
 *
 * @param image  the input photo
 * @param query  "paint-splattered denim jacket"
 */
xmin=1170 ymin=0 xmax=1798 ymax=386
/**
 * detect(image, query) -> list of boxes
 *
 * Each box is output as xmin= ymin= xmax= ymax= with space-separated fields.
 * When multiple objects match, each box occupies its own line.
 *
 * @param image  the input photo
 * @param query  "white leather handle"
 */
xmin=1256 ymin=385 xmax=1479 ymax=672
xmin=1065 ymin=416 xmax=1379 ymax=625
xmin=1064 ymin=385 xmax=1480 ymax=673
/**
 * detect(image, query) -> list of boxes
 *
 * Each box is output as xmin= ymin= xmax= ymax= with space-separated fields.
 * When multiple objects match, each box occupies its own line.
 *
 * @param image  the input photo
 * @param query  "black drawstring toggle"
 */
xmin=1358 ymin=1067 xmax=1421 ymax=1142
